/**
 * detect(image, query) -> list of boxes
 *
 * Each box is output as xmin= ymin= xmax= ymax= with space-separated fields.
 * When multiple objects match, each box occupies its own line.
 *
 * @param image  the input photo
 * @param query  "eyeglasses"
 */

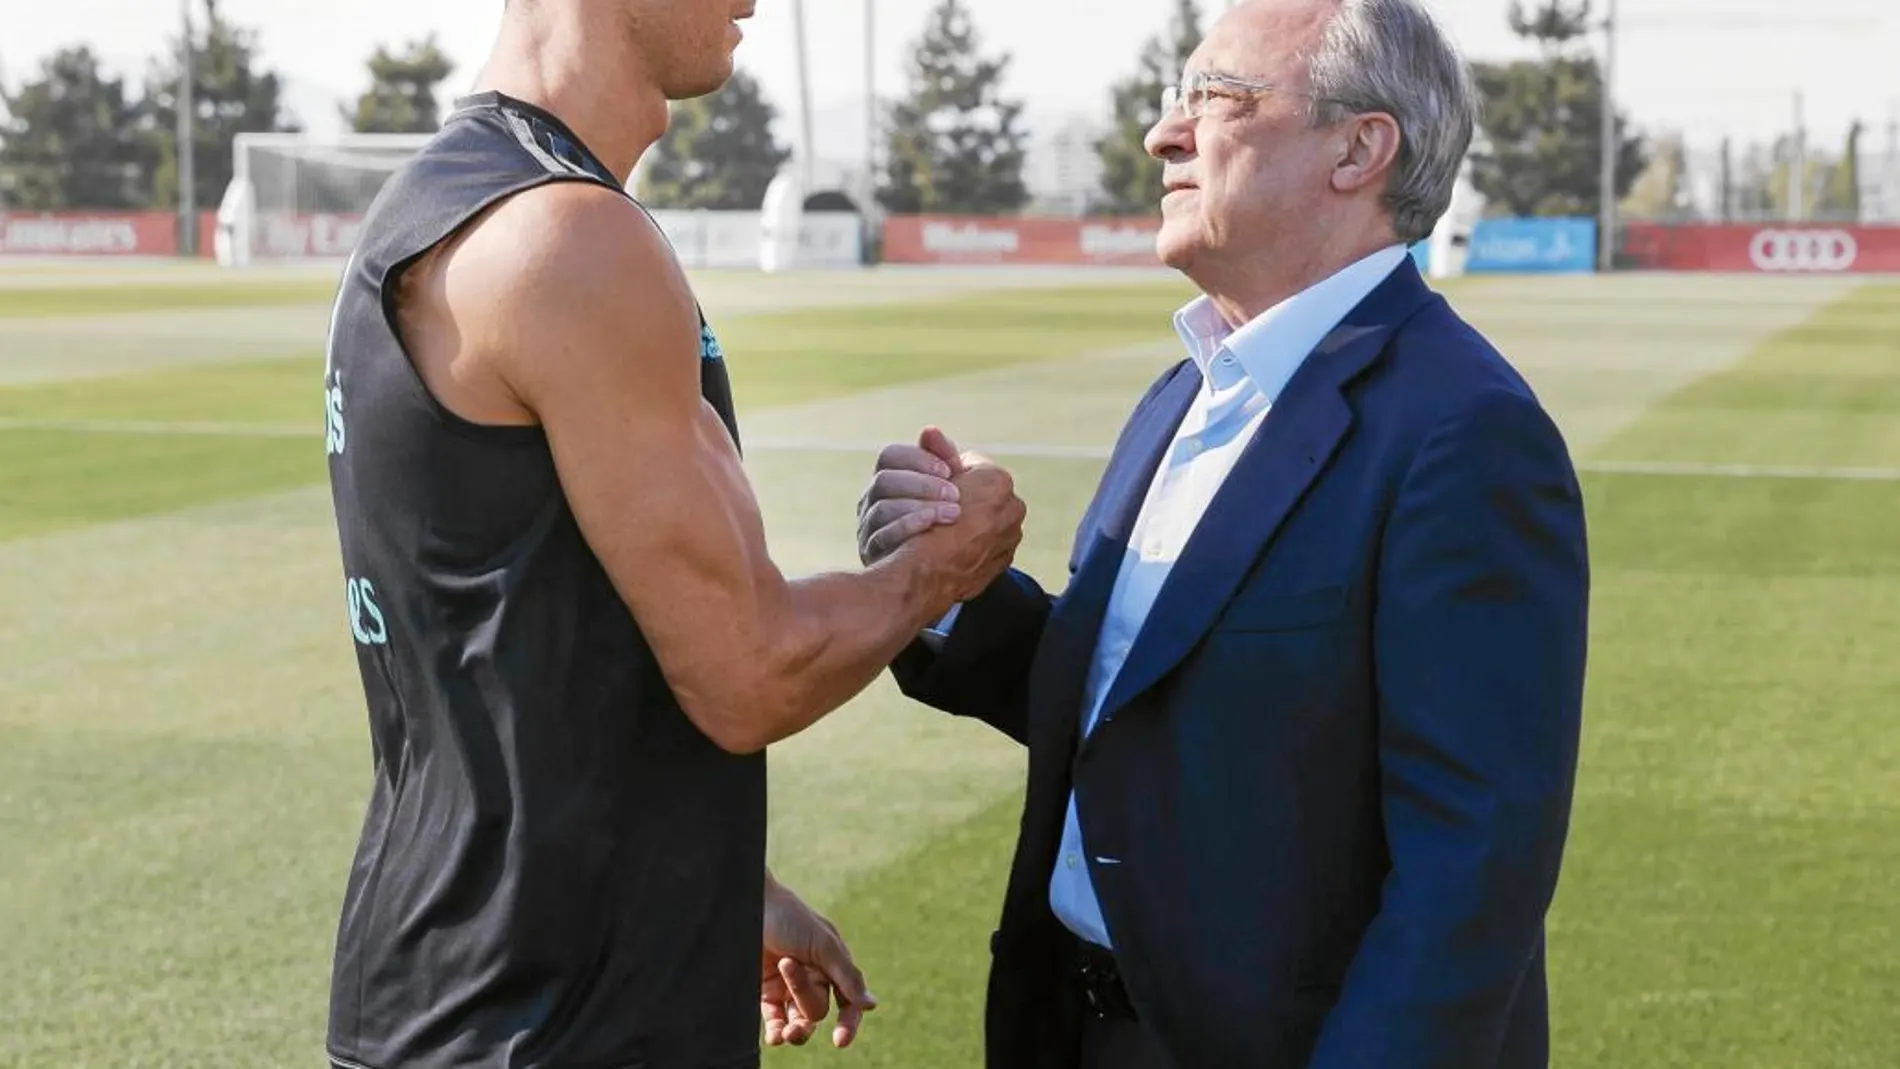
xmin=1159 ymin=68 xmax=1333 ymax=120
xmin=1160 ymin=69 xmax=1280 ymax=120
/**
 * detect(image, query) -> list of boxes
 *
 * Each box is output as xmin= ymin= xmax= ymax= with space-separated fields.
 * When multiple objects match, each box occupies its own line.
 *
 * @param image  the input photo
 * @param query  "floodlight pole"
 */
xmin=0 ymin=52 xmax=10 ymax=210
xmin=178 ymin=0 xmax=198 ymax=257
xmin=865 ymin=0 xmax=876 ymax=197
xmin=791 ymin=0 xmax=817 ymax=191
xmin=1596 ymin=0 xmax=1617 ymax=272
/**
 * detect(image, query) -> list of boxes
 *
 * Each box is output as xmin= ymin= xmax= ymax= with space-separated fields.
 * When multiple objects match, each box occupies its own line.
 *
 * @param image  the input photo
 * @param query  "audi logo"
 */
xmin=1749 ymin=229 xmax=1858 ymax=272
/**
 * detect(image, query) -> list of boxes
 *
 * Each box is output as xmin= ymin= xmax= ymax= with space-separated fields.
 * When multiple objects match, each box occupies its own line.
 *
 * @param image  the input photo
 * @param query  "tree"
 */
xmin=1468 ymin=0 xmax=1644 ymax=218
xmin=877 ymin=0 xmax=1029 ymax=215
xmin=0 ymin=46 xmax=152 ymax=209
xmin=1765 ymin=129 xmax=1860 ymax=221
xmin=1095 ymin=0 xmax=1203 ymax=216
xmin=1827 ymin=121 xmax=1863 ymax=219
xmin=1619 ymin=130 xmax=1688 ymax=220
xmin=140 ymin=0 xmax=299 ymax=212
xmin=344 ymin=36 xmax=455 ymax=134
xmin=1731 ymin=141 xmax=1776 ymax=220
xmin=636 ymin=67 xmax=792 ymax=210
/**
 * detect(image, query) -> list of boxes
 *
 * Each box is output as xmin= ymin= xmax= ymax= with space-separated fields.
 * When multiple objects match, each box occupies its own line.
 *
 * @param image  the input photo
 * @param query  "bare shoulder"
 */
xmin=456 ymin=181 xmax=690 ymax=314
xmin=420 ymin=180 xmax=704 ymax=420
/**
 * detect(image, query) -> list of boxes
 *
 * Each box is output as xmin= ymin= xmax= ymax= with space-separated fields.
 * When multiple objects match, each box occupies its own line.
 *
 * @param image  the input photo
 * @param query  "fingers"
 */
xmin=780 ymin=956 xmax=832 ymax=1039
xmin=951 ymin=461 xmax=1019 ymax=511
xmin=763 ymin=963 xmax=874 ymax=1051
xmin=812 ymin=926 xmax=876 ymax=1017
xmin=918 ymin=426 xmax=964 ymax=473
xmin=813 ymin=934 xmax=876 ymax=1050
xmin=760 ymin=981 xmax=790 ymax=1047
xmin=860 ymin=448 xmax=967 ymax=565
xmin=835 ymin=997 xmax=867 ymax=1049
xmin=862 ymin=498 xmax=959 ymax=539
xmin=763 ymin=960 xmax=824 ymax=1048
xmin=860 ymin=501 xmax=957 ymax=564
xmin=876 ymin=440 xmax=954 ymax=481
xmin=869 ymin=467 xmax=961 ymax=507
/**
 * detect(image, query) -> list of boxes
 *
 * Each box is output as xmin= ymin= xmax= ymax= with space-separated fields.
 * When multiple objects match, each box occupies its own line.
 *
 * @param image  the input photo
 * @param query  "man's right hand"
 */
xmin=860 ymin=427 xmax=1025 ymax=604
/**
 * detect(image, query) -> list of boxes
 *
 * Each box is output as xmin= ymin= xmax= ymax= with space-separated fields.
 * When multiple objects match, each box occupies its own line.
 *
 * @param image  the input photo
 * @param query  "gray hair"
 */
xmin=1303 ymin=0 xmax=1479 ymax=243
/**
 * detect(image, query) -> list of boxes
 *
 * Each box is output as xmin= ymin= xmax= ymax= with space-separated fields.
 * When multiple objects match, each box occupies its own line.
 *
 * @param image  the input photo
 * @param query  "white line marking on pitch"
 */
xmin=7 ymin=420 xmax=1900 ymax=484
xmin=741 ymin=437 xmax=1900 ymax=482
xmin=1578 ymin=459 xmax=1900 ymax=482
xmin=0 ymin=417 xmax=312 ymax=438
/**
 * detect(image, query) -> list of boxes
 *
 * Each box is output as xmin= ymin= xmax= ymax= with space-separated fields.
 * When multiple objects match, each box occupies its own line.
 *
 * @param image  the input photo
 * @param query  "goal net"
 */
xmin=216 ymin=133 xmax=432 ymax=266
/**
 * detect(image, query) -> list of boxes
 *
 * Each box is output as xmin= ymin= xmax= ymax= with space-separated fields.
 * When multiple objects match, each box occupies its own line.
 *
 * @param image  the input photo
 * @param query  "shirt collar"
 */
xmin=1171 ymin=244 xmax=1410 ymax=403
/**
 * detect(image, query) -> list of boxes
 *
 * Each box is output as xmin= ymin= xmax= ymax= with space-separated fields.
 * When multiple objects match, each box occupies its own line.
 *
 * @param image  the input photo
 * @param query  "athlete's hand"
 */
xmin=858 ymin=426 xmax=966 ymax=566
xmin=890 ymin=431 xmax=1026 ymax=607
xmin=760 ymin=874 xmax=877 ymax=1049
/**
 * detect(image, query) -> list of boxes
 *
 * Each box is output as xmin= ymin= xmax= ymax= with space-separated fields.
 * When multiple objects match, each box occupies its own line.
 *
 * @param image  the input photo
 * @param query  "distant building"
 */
xmin=1025 ymin=112 xmax=1106 ymax=217
xmin=1856 ymin=120 xmax=1900 ymax=224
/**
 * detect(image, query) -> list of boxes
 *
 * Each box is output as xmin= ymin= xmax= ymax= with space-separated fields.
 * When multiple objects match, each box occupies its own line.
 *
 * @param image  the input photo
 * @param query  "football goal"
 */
xmin=215 ymin=132 xmax=432 ymax=266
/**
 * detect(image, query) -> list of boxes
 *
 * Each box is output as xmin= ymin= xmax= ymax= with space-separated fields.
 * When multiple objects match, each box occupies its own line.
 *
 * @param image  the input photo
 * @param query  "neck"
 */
xmin=471 ymin=6 xmax=669 ymax=184
xmin=1199 ymin=218 xmax=1399 ymax=327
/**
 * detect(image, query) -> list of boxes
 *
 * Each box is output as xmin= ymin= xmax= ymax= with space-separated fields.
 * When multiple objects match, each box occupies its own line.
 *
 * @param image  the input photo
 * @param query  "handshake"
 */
xmin=855 ymin=426 xmax=1027 ymax=612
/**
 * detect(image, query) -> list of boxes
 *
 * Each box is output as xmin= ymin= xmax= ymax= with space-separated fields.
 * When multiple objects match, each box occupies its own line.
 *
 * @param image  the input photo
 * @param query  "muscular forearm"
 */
xmin=715 ymin=555 xmax=951 ymax=752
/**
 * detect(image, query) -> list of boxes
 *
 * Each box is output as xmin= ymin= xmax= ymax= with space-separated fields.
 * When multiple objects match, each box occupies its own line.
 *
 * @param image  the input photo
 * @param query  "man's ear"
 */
xmin=1330 ymin=112 xmax=1402 ymax=194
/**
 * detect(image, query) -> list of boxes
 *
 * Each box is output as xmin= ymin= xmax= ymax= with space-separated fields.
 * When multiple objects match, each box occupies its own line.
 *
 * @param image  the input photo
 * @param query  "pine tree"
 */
xmin=636 ymin=67 xmax=792 ymax=210
xmin=1619 ymin=131 xmax=1688 ymax=220
xmin=1095 ymin=0 xmax=1203 ymax=216
xmin=0 ymin=46 xmax=153 ymax=209
xmin=140 ymin=0 xmax=299 ymax=212
xmin=877 ymin=0 xmax=1029 ymax=215
xmin=344 ymin=36 xmax=455 ymax=135
xmin=1467 ymin=0 xmax=1644 ymax=218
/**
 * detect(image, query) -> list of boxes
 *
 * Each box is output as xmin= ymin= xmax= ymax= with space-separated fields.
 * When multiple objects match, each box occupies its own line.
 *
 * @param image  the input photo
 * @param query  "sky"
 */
xmin=2 ymin=0 xmax=1897 ymax=169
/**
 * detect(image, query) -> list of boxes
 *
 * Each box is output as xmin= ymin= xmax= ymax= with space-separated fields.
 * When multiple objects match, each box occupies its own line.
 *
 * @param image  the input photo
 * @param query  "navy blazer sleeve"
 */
xmin=890 ymin=569 xmax=1055 ymax=746
xmin=1307 ymin=386 xmax=1589 ymax=1069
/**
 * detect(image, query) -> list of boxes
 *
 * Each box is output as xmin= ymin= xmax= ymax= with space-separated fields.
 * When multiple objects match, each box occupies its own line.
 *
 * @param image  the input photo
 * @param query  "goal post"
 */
xmin=214 ymin=132 xmax=868 ymax=271
xmin=217 ymin=132 xmax=433 ymax=267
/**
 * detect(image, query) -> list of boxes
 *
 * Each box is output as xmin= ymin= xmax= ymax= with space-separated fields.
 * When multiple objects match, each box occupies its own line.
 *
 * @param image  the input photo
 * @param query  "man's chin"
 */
xmin=1154 ymin=225 xmax=1199 ymax=272
xmin=665 ymin=61 xmax=736 ymax=101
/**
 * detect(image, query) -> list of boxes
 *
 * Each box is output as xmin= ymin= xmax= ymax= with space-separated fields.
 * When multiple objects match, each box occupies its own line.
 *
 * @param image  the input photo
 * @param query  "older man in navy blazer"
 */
xmin=856 ymin=0 xmax=1589 ymax=1067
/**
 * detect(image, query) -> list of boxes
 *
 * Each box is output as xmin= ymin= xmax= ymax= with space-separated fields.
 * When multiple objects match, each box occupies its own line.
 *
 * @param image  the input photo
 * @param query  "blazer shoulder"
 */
xmin=1366 ymin=295 xmax=1574 ymax=474
xmin=1384 ymin=296 xmax=1548 ymax=417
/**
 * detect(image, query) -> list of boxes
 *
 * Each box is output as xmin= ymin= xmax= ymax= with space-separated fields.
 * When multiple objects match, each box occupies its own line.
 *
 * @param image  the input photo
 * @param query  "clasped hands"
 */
xmin=857 ymin=426 xmax=1025 ymax=584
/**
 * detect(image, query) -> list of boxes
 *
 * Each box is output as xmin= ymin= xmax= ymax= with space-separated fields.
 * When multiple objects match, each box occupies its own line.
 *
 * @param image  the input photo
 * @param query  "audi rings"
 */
xmin=1749 ymin=229 xmax=1858 ymax=273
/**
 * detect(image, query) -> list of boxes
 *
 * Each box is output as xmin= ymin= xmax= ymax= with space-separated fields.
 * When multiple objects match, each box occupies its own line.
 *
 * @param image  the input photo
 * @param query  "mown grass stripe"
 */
xmin=12 ymin=418 xmax=1900 ymax=484
xmin=0 ymin=417 xmax=314 ymax=437
xmin=0 ymin=282 xmax=341 ymax=319
xmin=1593 ymin=281 xmax=1900 ymax=469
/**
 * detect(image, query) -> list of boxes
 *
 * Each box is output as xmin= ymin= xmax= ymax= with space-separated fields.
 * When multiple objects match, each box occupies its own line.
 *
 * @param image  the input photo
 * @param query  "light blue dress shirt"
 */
xmin=1048 ymin=245 xmax=1409 ymax=948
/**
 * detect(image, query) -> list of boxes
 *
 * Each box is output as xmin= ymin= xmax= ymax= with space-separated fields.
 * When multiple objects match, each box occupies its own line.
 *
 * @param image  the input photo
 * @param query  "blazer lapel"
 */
xmin=1092 ymin=261 xmax=1438 ymax=724
xmin=1032 ymin=364 xmax=1200 ymax=754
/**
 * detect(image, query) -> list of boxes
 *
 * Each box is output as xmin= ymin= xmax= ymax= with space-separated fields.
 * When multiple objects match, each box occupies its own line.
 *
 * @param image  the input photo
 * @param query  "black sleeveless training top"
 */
xmin=321 ymin=91 xmax=764 ymax=1069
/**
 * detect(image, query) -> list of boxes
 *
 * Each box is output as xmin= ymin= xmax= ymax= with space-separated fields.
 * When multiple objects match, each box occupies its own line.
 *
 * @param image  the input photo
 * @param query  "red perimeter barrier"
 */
xmin=1622 ymin=222 xmax=1900 ymax=274
xmin=882 ymin=214 xmax=1162 ymax=267
xmin=0 ymin=212 xmax=182 ymax=256
xmin=0 ymin=211 xmax=228 ymax=257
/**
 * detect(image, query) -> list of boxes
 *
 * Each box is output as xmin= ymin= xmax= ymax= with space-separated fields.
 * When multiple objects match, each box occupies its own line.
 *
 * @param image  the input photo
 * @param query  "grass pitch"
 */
xmin=0 ymin=264 xmax=1894 ymax=1069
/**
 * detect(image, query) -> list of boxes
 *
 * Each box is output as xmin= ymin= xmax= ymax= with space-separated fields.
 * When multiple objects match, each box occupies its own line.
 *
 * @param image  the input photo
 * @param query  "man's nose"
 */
xmin=1145 ymin=109 xmax=1195 ymax=163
